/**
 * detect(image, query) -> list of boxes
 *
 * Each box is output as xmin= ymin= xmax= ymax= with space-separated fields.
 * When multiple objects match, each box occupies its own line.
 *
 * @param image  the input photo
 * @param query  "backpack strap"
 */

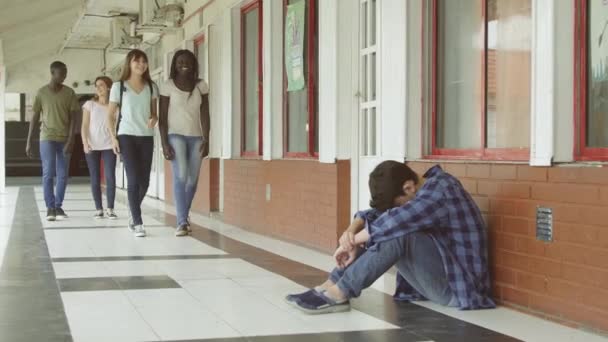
xmin=116 ymin=81 xmax=124 ymax=133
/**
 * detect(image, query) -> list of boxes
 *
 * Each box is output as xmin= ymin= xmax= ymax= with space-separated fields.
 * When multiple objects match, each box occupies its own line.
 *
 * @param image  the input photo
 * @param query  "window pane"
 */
xmin=361 ymin=109 xmax=368 ymax=155
xmin=370 ymin=0 xmax=376 ymax=46
xmin=244 ymin=7 xmax=260 ymax=152
xmin=286 ymin=0 xmax=317 ymax=154
xmin=288 ymin=89 xmax=308 ymax=153
xmin=361 ymin=1 xmax=368 ymax=49
xmin=587 ymin=0 xmax=608 ymax=147
xmin=371 ymin=52 xmax=377 ymax=101
xmin=4 ymin=93 xmax=21 ymax=121
xmin=361 ymin=54 xmax=368 ymax=101
xmin=486 ymin=0 xmax=531 ymax=148
xmin=436 ymin=0 xmax=484 ymax=149
xmin=368 ymin=107 xmax=377 ymax=155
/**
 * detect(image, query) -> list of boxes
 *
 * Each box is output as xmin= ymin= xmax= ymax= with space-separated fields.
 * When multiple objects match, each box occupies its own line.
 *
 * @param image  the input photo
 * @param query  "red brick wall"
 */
xmin=408 ymin=161 xmax=608 ymax=333
xmin=222 ymin=159 xmax=350 ymax=252
xmin=164 ymin=158 xmax=220 ymax=214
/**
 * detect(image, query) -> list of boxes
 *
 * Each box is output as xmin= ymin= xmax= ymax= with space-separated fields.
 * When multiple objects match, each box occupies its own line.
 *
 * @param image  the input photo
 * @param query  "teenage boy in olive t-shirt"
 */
xmin=26 ymin=61 xmax=80 ymax=221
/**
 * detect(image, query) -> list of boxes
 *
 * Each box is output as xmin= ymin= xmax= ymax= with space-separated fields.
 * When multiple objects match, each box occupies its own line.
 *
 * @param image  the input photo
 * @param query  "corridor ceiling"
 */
xmin=0 ymin=0 xmax=138 ymax=67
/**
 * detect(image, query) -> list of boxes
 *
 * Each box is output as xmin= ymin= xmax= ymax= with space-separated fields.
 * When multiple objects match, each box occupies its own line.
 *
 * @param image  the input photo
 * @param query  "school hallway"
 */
xmin=3 ymin=0 xmax=608 ymax=340
xmin=0 ymin=181 xmax=603 ymax=342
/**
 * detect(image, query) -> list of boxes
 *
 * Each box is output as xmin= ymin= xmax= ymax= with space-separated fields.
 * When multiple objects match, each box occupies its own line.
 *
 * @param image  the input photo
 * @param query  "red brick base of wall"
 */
xmin=222 ymin=159 xmax=351 ymax=253
xmin=164 ymin=158 xmax=220 ymax=215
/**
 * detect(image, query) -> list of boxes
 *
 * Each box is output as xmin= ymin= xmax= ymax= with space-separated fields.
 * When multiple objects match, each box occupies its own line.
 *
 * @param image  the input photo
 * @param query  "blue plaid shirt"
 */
xmin=356 ymin=165 xmax=495 ymax=310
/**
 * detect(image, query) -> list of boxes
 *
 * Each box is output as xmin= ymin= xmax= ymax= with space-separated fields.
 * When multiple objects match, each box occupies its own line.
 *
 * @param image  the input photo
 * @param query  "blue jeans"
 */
xmin=168 ymin=134 xmax=204 ymax=226
xmin=40 ymin=140 xmax=71 ymax=209
xmin=331 ymin=231 xmax=456 ymax=306
xmin=84 ymin=149 xmax=117 ymax=210
xmin=118 ymin=135 xmax=154 ymax=225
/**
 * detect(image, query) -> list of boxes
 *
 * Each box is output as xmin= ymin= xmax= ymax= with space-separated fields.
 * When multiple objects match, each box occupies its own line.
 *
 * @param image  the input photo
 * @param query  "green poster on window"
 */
xmin=285 ymin=0 xmax=306 ymax=92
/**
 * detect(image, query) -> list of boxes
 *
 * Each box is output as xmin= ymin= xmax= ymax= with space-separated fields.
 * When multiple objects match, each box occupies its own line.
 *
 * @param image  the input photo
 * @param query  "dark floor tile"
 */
xmin=330 ymin=329 xmax=426 ymax=342
xmin=0 ymin=325 xmax=72 ymax=342
xmin=156 ymin=330 xmax=426 ymax=342
xmin=246 ymin=333 xmax=343 ymax=342
xmin=58 ymin=275 xmax=181 ymax=292
xmin=152 ymin=338 xmax=248 ymax=342
xmin=0 ymin=188 xmax=72 ymax=341
xmin=52 ymin=254 xmax=235 ymax=263
xmin=114 ymin=275 xmax=181 ymax=290
xmin=57 ymin=277 xmax=120 ymax=292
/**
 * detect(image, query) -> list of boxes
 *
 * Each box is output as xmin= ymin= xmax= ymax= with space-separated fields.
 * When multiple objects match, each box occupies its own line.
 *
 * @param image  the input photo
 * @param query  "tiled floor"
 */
xmin=0 ymin=183 xmax=606 ymax=342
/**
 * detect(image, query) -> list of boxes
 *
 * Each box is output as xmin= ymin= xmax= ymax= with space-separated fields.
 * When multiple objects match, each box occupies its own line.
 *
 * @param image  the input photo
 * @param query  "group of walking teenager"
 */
xmin=27 ymin=49 xmax=210 ymax=237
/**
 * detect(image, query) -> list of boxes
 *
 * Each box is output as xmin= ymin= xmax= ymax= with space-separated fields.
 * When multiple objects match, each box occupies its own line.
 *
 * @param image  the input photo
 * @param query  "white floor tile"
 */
xmin=44 ymin=228 xmax=225 ymax=258
xmin=124 ymin=289 xmax=241 ymax=340
xmin=36 ymin=200 xmax=127 ymax=211
xmin=154 ymin=259 xmax=228 ymax=281
xmin=158 ymin=258 xmax=272 ymax=280
xmin=52 ymin=261 xmax=165 ymax=279
xmin=61 ymin=291 xmax=159 ymax=342
xmin=53 ymin=259 xmax=262 ymax=281
xmin=44 ymin=231 xmax=97 ymax=258
xmin=39 ymin=215 xmax=162 ymax=229
xmin=180 ymin=278 xmax=397 ymax=336
xmin=42 ymin=209 xmax=130 ymax=218
xmin=233 ymin=276 xmax=398 ymax=333
xmin=181 ymin=279 xmax=305 ymax=336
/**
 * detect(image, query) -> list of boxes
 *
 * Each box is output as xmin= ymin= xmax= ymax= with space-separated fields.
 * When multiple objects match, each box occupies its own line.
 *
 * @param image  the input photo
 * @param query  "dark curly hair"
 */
xmin=368 ymin=161 xmax=419 ymax=212
xmin=169 ymin=49 xmax=199 ymax=81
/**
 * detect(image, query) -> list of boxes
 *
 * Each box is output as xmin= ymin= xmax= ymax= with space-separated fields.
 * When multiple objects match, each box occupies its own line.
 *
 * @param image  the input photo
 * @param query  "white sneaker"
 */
xmin=133 ymin=225 xmax=146 ymax=237
xmin=175 ymin=224 xmax=188 ymax=237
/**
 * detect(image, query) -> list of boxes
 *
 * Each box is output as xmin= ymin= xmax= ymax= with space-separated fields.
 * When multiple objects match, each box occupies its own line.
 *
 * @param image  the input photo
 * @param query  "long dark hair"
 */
xmin=92 ymin=76 xmax=113 ymax=102
xmin=169 ymin=49 xmax=199 ymax=81
xmin=119 ymin=49 xmax=153 ymax=85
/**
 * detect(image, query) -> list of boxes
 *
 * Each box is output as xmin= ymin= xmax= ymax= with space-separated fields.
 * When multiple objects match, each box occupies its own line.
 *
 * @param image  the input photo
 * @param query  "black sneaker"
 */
xmin=46 ymin=208 xmax=56 ymax=221
xmin=55 ymin=208 xmax=68 ymax=219
xmin=128 ymin=218 xmax=135 ymax=232
xmin=105 ymin=208 xmax=118 ymax=220
xmin=285 ymin=289 xmax=319 ymax=305
xmin=93 ymin=210 xmax=104 ymax=219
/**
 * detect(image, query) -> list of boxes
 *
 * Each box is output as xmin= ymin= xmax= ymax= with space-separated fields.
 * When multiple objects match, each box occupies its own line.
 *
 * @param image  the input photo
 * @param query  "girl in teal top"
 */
xmin=107 ymin=49 xmax=158 ymax=238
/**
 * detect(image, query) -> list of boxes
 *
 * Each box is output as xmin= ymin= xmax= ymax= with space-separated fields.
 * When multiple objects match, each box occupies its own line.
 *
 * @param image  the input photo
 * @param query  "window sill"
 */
xmin=426 ymin=148 xmax=530 ymax=162
xmin=239 ymin=152 xmax=263 ymax=160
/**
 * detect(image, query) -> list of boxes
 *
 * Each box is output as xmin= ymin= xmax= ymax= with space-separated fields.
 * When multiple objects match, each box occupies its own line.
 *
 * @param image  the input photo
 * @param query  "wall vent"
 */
xmin=536 ymin=207 xmax=553 ymax=242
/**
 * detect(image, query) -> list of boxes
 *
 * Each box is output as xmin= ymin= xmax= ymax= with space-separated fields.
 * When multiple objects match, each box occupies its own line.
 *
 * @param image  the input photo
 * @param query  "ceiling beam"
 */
xmin=58 ymin=1 xmax=88 ymax=54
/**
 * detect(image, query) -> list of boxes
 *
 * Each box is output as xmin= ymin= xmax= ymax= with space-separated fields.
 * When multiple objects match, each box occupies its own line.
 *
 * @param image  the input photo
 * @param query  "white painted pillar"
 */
xmin=380 ymin=0 xmax=407 ymax=161
xmin=221 ymin=10 xmax=234 ymax=159
xmin=0 ymin=39 xmax=5 ymax=193
xmin=318 ymin=0 xmax=339 ymax=163
xmin=262 ymin=0 xmax=284 ymax=160
xmin=530 ymin=0 xmax=555 ymax=166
